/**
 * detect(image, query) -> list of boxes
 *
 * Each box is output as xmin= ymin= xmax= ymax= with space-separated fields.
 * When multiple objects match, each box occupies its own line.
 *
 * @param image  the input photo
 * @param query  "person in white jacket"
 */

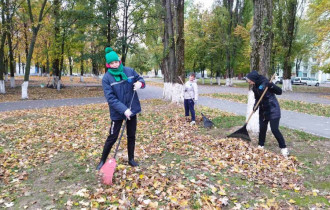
xmin=184 ymin=73 xmax=198 ymax=125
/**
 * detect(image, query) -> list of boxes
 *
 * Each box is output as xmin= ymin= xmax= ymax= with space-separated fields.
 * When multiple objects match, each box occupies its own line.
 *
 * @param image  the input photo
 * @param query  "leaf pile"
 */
xmin=0 ymin=100 xmax=306 ymax=208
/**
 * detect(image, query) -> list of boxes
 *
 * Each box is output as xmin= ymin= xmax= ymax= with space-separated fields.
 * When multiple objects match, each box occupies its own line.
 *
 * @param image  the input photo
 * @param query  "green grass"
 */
xmin=212 ymin=115 xmax=246 ymax=128
xmin=203 ymin=93 xmax=330 ymax=117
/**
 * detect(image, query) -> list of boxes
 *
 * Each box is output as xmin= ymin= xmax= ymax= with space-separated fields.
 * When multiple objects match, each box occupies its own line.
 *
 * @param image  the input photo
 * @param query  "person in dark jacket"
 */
xmin=246 ymin=70 xmax=289 ymax=157
xmin=96 ymin=47 xmax=145 ymax=170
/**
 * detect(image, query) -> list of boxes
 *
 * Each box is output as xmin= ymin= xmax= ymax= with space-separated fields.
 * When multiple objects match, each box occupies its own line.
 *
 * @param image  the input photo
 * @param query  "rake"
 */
xmin=227 ymin=74 xmax=276 ymax=141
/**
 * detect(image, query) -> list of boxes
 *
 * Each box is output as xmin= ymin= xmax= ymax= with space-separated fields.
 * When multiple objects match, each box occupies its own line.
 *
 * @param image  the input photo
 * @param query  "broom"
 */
xmin=100 ymin=91 xmax=136 ymax=185
xmin=227 ymin=74 xmax=276 ymax=141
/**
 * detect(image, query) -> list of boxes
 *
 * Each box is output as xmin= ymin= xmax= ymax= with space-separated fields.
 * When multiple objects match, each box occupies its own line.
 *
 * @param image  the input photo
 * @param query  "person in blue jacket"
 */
xmin=246 ymin=70 xmax=289 ymax=157
xmin=96 ymin=47 xmax=145 ymax=170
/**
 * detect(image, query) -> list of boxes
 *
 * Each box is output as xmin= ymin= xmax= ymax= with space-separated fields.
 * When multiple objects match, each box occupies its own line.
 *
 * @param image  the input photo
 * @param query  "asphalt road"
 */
xmin=1 ymin=85 xmax=329 ymax=138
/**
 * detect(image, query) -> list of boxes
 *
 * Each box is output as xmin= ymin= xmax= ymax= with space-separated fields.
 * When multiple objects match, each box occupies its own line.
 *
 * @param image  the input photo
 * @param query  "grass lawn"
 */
xmin=197 ymin=79 xmax=330 ymax=94
xmin=203 ymin=93 xmax=330 ymax=117
xmin=0 ymin=100 xmax=328 ymax=209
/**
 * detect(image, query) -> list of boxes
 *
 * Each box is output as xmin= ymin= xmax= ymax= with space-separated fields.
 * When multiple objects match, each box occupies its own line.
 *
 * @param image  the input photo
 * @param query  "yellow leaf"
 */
xmin=139 ymin=174 xmax=144 ymax=179
xmin=179 ymin=199 xmax=189 ymax=206
xmin=117 ymin=164 xmax=125 ymax=170
xmin=132 ymin=183 xmax=137 ymax=189
xmin=91 ymin=201 xmax=99 ymax=208
xmin=149 ymin=201 xmax=158 ymax=208
xmin=218 ymin=190 xmax=227 ymax=196
xmin=289 ymin=199 xmax=296 ymax=204
xmin=211 ymin=187 xmax=217 ymax=193
xmin=170 ymin=196 xmax=177 ymax=203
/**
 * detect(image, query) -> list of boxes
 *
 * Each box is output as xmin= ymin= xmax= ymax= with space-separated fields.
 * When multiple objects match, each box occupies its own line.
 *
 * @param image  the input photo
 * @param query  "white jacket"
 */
xmin=184 ymin=80 xmax=198 ymax=100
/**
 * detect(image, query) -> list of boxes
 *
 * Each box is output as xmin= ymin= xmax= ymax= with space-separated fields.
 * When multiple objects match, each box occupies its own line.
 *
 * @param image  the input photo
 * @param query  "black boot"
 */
xmin=96 ymin=160 xmax=105 ymax=170
xmin=128 ymin=159 xmax=139 ymax=167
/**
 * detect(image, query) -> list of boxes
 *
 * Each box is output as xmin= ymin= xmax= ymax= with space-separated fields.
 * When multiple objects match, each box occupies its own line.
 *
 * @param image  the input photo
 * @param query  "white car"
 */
xmin=293 ymin=77 xmax=309 ymax=85
xmin=306 ymin=78 xmax=319 ymax=86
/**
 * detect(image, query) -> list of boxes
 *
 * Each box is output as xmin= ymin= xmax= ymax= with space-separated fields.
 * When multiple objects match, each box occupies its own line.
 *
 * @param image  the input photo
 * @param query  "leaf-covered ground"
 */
xmin=202 ymin=93 xmax=330 ymax=117
xmin=8 ymin=76 xmax=102 ymax=86
xmin=0 ymin=86 xmax=104 ymax=103
xmin=0 ymin=100 xmax=329 ymax=209
xmin=0 ymin=76 xmax=104 ymax=103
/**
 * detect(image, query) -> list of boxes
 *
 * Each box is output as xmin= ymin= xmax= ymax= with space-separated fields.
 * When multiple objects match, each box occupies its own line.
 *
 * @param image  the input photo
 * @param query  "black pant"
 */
xmin=184 ymin=99 xmax=195 ymax=121
xmin=259 ymin=117 xmax=286 ymax=148
xmin=100 ymin=115 xmax=137 ymax=162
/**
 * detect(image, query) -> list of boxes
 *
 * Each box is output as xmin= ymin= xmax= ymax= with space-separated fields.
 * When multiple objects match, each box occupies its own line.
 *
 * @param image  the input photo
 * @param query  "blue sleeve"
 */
xmin=132 ymin=69 xmax=146 ymax=89
xmin=102 ymin=76 xmax=128 ymax=114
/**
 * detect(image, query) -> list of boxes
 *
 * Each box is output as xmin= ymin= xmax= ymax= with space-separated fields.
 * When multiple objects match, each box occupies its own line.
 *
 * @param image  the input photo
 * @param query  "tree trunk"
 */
xmin=121 ymin=0 xmax=130 ymax=65
xmin=248 ymin=0 xmax=273 ymax=133
xmin=0 ymin=19 xmax=6 ymax=93
xmin=162 ymin=0 xmax=183 ymax=104
xmin=22 ymin=0 xmax=48 ymax=99
xmin=58 ymin=28 xmax=66 ymax=90
xmin=18 ymin=54 xmax=21 ymax=74
xmin=52 ymin=0 xmax=60 ymax=89
xmin=23 ymin=28 xmax=39 ymax=99
xmin=6 ymin=12 xmax=15 ymax=87
xmin=175 ymin=0 xmax=184 ymax=84
xmin=282 ymin=0 xmax=297 ymax=92
xmin=80 ymin=51 xmax=84 ymax=82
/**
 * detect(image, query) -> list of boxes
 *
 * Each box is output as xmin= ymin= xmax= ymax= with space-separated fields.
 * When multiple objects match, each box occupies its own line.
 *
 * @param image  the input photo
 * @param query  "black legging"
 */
xmin=259 ymin=117 xmax=286 ymax=148
xmin=100 ymin=115 xmax=137 ymax=162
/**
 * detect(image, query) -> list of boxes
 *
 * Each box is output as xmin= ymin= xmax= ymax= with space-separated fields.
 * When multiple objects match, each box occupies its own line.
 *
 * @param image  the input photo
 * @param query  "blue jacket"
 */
xmin=247 ymin=71 xmax=282 ymax=120
xmin=102 ymin=67 xmax=145 ymax=120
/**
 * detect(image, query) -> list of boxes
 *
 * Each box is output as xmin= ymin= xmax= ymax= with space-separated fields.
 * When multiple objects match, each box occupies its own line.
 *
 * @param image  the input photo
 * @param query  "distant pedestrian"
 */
xmin=246 ymin=70 xmax=289 ymax=157
xmin=184 ymin=73 xmax=198 ymax=125
xmin=96 ymin=47 xmax=145 ymax=170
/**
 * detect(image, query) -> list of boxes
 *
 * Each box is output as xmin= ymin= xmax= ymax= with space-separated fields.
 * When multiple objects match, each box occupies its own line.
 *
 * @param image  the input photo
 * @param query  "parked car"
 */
xmin=273 ymin=76 xmax=283 ymax=84
xmin=292 ymin=77 xmax=309 ymax=85
xmin=306 ymin=78 xmax=320 ymax=86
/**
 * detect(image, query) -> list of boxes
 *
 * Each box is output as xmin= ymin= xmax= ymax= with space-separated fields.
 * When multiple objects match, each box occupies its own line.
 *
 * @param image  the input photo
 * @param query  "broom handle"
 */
xmin=114 ymin=90 xmax=136 ymax=159
xmin=246 ymin=73 xmax=276 ymax=124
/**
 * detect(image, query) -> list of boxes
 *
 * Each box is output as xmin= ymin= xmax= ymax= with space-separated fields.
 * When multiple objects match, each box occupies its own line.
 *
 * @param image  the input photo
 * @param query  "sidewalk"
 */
xmin=0 ymin=86 xmax=329 ymax=138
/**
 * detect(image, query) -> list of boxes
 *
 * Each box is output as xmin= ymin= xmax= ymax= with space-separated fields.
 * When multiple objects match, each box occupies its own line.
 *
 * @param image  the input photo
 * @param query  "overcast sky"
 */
xmin=194 ymin=0 xmax=214 ymax=11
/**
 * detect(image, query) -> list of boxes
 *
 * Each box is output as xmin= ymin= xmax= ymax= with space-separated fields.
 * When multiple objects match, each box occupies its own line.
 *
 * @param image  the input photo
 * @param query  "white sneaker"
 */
xmin=190 ymin=121 xmax=196 ymax=125
xmin=258 ymin=145 xmax=264 ymax=149
xmin=281 ymin=148 xmax=289 ymax=157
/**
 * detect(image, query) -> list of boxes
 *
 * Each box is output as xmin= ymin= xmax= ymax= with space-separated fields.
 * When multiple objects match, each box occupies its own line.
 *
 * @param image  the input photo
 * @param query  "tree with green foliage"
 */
xmin=273 ymin=0 xmax=299 ymax=91
xmin=307 ymin=0 xmax=329 ymax=73
xmin=126 ymin=46 xmax=151 ymax=75
xmin=22 ymin=0 xmax=49 ymax=99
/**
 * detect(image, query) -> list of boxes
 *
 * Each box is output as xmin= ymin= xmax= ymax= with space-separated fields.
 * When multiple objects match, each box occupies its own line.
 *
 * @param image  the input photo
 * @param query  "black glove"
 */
xmin=268 ymin=82 xmax=274 ymax=88
xmin=269 ymin=82 xmax=282 ymax=95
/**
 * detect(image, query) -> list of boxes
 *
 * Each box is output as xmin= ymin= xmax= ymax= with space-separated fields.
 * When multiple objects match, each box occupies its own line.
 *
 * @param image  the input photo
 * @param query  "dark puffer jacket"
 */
xmin=246 ymin=70 xmax=282 ymax=120
xmin=102 ymin=66 xmax=145 ymax=120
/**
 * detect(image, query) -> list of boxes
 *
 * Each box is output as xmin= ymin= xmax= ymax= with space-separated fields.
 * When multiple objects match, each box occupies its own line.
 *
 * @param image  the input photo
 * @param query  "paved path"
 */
xmin=146 ymin=78 xmax=330 ymax=105
xmin=0 ymin=85 xmax=329 ymax=138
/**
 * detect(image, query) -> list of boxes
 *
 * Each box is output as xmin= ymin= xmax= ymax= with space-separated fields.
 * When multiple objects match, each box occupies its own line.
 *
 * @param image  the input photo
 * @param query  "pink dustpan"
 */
xmin=100 ymin=158 xmax=117 ymax=185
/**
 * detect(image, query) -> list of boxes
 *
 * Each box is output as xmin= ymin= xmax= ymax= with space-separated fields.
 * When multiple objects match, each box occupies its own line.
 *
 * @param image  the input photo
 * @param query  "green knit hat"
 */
xmin=105 ymin=47 xmax=120 ymax=64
